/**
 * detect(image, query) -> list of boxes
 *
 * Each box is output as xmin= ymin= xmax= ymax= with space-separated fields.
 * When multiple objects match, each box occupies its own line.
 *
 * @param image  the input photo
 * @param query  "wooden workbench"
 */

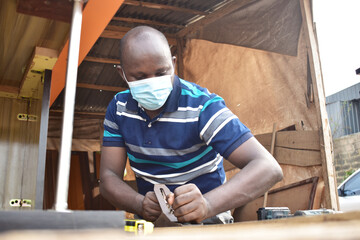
xmin=1 ymin=211 xmax=360 ymax=240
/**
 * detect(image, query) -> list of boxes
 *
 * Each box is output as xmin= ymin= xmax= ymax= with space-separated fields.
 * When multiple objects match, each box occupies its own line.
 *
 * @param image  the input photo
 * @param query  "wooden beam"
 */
xmin=76 ymin=83 xmax=126 ymax=92
xmin=300 ymin=0 xmax=338 ymax=210
xmin=112 ymin=16 xmax=183 ymax=29
xmin=177 ymin=0 xmax=256 ymax=38
xmin=123 ymin=0 xmax=207 ymax=16
xmin=17 ymin=0 xmax=73 ymax=22
xmin=50 ymin=0 xmax=125 ymax=106
xmin=84 ymin=56 xmax=120 ymax=65
xmin=101 ymin=25 xmax=177 ymax=45
xmin=20 ymin=47 xmax=58 ymax=99
xmin=0 ymin=85 xmax=19 ymax=94
xmin=49 ymin=110 xmax=106 ymax=119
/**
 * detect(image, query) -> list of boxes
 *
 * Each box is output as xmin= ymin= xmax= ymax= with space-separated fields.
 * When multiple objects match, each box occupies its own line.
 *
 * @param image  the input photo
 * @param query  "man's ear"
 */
xmin=116 ymin=65 xmax=127 ymax=83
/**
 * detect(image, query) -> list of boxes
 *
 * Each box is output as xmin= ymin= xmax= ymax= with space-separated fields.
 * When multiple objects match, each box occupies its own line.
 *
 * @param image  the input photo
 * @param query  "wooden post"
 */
xmin=35 ymin=70 xmax=52 ymax=209
xmin=300 ymin=0 xmax=338 ymax=210
xmin=263 ymin=123 xmax=277 ymax=207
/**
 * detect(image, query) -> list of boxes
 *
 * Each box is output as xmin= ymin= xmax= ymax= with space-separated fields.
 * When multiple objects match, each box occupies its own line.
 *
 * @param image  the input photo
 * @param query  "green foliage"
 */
xmin=344 ymin=169 xmax=356 ymax=181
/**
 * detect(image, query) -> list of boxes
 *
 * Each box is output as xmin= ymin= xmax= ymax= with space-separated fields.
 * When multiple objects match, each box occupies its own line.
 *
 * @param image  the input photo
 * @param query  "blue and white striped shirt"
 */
xmin=103 ymin=76 xmax=253 ymax=195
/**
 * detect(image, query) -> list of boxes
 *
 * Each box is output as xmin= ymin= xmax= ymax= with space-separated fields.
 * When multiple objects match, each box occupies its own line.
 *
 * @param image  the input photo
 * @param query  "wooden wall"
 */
xmin=0 ymin=97 xmax=41 ymax=210
xmin=181 ymin=3 xmax=337 ymax=211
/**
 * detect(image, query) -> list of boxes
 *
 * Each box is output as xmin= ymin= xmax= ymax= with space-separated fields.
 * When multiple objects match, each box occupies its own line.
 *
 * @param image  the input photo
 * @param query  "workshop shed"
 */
xmin=0 ymin=0 xmax=337 ymax=221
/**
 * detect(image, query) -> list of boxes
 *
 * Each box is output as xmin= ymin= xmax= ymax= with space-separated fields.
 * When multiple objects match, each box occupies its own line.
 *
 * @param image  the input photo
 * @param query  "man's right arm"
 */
xmin=99 ymin=146 xmax=161 ymax=221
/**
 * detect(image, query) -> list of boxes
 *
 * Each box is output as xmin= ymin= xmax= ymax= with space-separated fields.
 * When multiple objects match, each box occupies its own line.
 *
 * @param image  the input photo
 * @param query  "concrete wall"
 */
xmin=333 ymin=132 xmax=360 ymax=185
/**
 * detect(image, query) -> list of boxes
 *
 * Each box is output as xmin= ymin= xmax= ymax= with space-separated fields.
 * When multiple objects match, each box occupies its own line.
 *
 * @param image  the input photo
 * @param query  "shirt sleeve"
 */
xmin=102 ymin=97 xmax=125 ymax=147
xmin=198 ymin=94 xmax=253 ymax=159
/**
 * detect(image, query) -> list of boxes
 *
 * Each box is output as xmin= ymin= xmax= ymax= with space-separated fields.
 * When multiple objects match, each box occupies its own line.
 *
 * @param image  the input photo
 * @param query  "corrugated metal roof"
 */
xmin=51 ymin=0 xmax=229 ymax=113
xmin=326 ymin=83 xmax=360 ymax=104
xmin=52 ymin=88 xmax=116 ymax=113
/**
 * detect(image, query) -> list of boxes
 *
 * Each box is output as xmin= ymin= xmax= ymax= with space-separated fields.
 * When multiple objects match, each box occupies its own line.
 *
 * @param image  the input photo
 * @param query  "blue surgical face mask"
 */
xmin=122 ymin=70 xmax=173 ymax=111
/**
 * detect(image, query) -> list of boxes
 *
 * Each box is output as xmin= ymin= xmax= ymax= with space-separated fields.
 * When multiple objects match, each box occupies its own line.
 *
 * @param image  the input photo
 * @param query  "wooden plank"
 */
xmin=123 ymin=0 xmax=208 ymax=16
xmin=276 ymin=131 xmax=320 ymax=151
xmin=2 ymin=212 xmax=360 ymax=239
xmin=300 ymin=0 xmax=339 ymax=210
xmin=112 ymin=16 xmax=183 ymax=29
xmin=19 ymin=46 xmax=58 ymax=99
xmin=101 ymin=25 xmax=177 ymax=45
xmin=47 ymin=138 xmax=101 ymax=152
xmin=76 ymin=83 xmax=126 ymax=92
xmin=234 ymin=177 xmax=319 ymax=222
xmin=275 ymin=147 xmax=321 ymax=167
xmin=49 ymin=110 xmax=105 ymax=119
xmin=0 ymin=85 xmax=19 ymax=94
xmin=48 ymin=117 xmax=102 ymax=140
xmin=84 ymin=56 xmax=120 ymax=65
xmin=16 ymin=0 xmax=73 ymax=22
xmin=0 ymin=97 xmax=42 ymax=210
xmin=256 ymin=130 xmax=320 ymax=151
xmin=50 ymin=0 xmax=125 ymax=106
xmin=78 ymin=152 xmax=93 ymax=210
xmin=177 ymin=0 xmax=256 ymax=38
xmin=35 ymin=70 xmax=51 ymax=209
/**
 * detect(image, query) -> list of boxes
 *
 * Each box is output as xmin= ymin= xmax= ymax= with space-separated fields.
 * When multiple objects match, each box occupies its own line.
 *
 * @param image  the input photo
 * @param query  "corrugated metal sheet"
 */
xmin=326 ymin=83 xmax=360 ymax=104
xmin=327 ymin=101 xmax=345 ymax=138
xmin=326 ymin=100 xmax=360 ymax=138
xmin=55 ymin=0 xmax=228 ymax=113
xmin=52 ymin=88 xmax=116 ymax=113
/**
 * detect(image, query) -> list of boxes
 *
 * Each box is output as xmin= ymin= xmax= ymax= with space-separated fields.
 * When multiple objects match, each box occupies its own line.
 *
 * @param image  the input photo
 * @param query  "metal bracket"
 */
xmin=154 ymin=184 xmax=178 ymax=222
xmin=17 ymin=114 xmax=38 ymax=122
xmin=9 ymin=199 xmax=32 ymax=208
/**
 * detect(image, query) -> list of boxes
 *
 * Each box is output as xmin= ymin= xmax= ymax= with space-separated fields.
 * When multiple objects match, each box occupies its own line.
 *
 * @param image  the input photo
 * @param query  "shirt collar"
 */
xmin=126 ymin=75 xmax=181 ymax=113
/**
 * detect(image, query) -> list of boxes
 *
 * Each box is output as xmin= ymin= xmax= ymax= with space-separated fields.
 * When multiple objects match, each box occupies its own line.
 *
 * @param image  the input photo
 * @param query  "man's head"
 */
xmin=117 ymin=26 xmax=175 ymax=83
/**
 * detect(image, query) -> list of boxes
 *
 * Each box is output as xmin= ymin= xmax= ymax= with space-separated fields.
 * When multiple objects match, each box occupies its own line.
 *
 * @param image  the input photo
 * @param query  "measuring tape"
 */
xmin=124 ymin=219 xmax=154 ymax=234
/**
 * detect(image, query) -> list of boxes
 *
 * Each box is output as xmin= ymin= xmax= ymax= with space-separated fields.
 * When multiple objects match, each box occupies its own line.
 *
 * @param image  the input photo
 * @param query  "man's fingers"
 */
xmin=173 ymin=198 xmax=197 ymax=217
xmin=146 ymin=191 xmax=159 ymax=203
xmin=172 ymin=191 xmax=194 ymax=210
xmin=176 ymin=209 xmax=202 ymax=223
xmin=167 ymin=193 xmax=175 ymax=205
xmin=173 ymin=183 xmax=196 ymax=196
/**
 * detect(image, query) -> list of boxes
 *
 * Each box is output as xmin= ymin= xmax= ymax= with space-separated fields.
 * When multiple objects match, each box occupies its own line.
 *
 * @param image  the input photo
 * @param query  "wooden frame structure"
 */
xmin=0 ymin=0 xmax=338 ymax=214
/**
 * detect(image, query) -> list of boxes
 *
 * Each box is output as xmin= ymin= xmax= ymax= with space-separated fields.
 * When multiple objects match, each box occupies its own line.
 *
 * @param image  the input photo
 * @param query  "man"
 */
xmin=100 ymin=26 xmax=283 ymax=224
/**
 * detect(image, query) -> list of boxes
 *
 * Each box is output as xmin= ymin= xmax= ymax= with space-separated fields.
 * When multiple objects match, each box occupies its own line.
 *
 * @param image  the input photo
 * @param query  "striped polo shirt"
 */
xmin=103 ymin=76 xmax=253 ymax=195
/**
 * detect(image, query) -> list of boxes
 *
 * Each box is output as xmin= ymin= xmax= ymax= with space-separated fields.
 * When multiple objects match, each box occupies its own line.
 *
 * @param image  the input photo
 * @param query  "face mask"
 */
xmin=122 ymin=70 xmax=173 ymax=111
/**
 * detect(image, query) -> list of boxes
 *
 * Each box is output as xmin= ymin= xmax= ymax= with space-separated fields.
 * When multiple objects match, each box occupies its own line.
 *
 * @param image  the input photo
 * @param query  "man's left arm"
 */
xmin=169 ymin=136 xmax=283 ymax=223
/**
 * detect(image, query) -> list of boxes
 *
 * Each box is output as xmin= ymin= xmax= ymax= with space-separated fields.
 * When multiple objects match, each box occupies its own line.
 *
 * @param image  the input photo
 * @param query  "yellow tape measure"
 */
xmin=124 ymin=219 xmax=154 ymax=234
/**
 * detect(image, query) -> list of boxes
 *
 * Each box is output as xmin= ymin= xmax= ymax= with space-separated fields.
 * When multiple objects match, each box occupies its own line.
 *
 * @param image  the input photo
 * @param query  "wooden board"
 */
xmin=256 ymin=130 xmax=320 ymax=151
xmin=274 ymin=147 xmax=321 ymax=166
xmin=300 ymin=0 xmax=338 ymax=210
xmin=233 ymin=177 xmax=319 ymax=222
xmin=1 ymin=212 xmax=360 ymax=239
xmin=0 ymin=97 xmax=41 ymax=210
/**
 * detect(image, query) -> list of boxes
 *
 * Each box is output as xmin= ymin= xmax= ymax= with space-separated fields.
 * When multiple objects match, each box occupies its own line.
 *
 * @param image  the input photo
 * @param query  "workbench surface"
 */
xmin=1 ymin=211 xmax=360 ymax=240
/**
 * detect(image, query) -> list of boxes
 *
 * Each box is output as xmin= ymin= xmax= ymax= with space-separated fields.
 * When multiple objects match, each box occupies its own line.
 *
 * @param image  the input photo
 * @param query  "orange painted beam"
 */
xmin=50 ymin=0 xmax=124 ymax=106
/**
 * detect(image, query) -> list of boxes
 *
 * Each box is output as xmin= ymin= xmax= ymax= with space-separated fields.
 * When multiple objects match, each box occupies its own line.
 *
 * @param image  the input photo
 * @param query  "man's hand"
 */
xmin=167 ymin=184 xmax=210 ymax=223
xmin=142 ymin=191 xmax=162 ymax=222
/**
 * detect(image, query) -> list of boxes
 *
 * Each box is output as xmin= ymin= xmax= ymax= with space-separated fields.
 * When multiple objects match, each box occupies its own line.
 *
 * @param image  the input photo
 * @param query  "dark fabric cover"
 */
xmin=189 ymin=0 xmax=302 ymax=56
